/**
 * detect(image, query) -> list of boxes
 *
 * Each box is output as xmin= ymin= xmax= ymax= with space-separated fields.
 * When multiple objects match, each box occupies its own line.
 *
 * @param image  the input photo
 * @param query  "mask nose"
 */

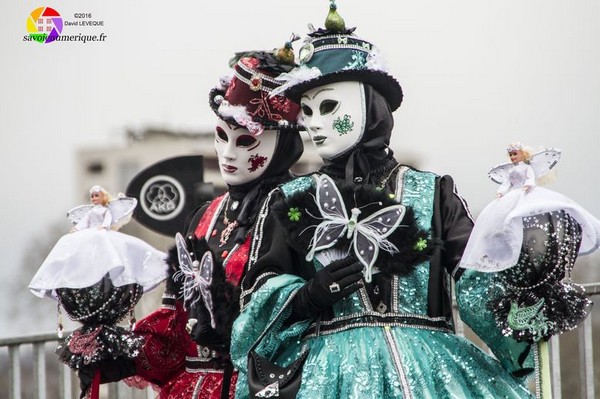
xmin=307 ymin=116 xmax=324 ymax=134
xmin=222 ymin=141 xmax=237 ymax=160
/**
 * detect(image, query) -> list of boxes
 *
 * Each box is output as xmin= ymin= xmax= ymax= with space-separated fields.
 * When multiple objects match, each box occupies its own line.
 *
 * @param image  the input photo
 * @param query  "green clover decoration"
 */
xmin=414 ymin=237 xmax=427 ymax=251
xmin=288 ymin=207 xmax=301 ymax=222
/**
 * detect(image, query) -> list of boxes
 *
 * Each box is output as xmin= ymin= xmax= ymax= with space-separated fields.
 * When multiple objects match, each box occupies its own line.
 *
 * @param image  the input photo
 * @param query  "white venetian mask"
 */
xmin=214 ymin=119 xmax=278 ymax=185
xmin=300 ymin=81 xmax=366 ymax=160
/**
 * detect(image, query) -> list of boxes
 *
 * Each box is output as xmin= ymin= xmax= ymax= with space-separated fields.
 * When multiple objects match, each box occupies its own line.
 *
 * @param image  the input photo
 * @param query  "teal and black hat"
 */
xmin=274 ymin=1 xmax=403 ymax=111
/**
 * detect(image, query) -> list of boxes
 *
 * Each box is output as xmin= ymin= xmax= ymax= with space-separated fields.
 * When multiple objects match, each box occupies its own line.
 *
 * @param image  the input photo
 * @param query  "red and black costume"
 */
xmin=124 ymin=48 xmax=304 ymax=399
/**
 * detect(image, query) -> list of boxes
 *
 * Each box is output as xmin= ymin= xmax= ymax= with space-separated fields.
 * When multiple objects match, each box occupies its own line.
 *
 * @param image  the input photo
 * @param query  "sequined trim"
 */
xmin=186 ymin=349 xmax=230 ymax=372
xmin=186 ymin=366 xmax=226 ymax=374
xmin=247 ymin=189 xmax=277 ymax=269
xmin=310 ymin=34 xmax=373 ymax=53
xmin=192 ymin=374 xmax=205 ymax=399
xmin=205 ymin=193 xmax=229 ymax=241
xmin=391 ymin=275 xmax=400 ymax=313
xmin=190 ymin=345 xmax=221 ymax=361
xmin=236 ymin=61 xmax=281 ymax=93
xmin=357 ymin=285 xmax=373 ymax=312
xmin=391 ymin=167 xmax=408 ymax=314
xmin=303 ymin=312 xmax=453 ymax=338
xmin=223 ymin=243 xmax=240 ymax=267
xmin=161 ymin=294 xmax=177 ymax=310
xmin=280 ymin=175 xmax=315 ymax=198
xmin=240 ymin=271 xmax=278 ymax=312
xmin=383 ymin=327 xmax=413 ymax=398
xmin=186 ymin=365 xmax=226 ymax=374
xmin=394 ymin=165 xmax=409 ymax=202
xmin=241 ymin=188 xmax=279 ymax=310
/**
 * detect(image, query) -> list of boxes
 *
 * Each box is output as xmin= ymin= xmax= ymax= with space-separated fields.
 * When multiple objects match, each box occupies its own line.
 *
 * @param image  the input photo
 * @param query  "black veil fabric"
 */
xmin=488 ymin=210 xmax=590 ymax=343
xmin=227 ymin=126 xmax=304 ymax=242
xmin=320 ymin=84 xmax=396 ymax=185
xmin=55 ymin=275 xmax=144 ymax=397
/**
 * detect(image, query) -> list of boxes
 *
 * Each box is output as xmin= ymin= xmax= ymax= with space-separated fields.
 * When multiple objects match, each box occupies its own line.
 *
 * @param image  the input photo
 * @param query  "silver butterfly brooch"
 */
xmin=306 ymin=174 xmax=407 ymax=282
xmin=174 ymin=232 xmax=216 ymax=329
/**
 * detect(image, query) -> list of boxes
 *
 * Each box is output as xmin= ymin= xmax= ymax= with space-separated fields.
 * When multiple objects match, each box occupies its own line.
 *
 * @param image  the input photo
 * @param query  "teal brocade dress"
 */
xmin=231 ymin=167 xmax=534 ymax=398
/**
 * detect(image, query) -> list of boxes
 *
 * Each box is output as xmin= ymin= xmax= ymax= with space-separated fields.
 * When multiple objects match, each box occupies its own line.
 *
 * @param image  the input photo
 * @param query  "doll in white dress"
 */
xmin=28 ymin=185 xmax=167 ymax=397
xmin=460 ymin=143 xmax=600 ymax=273
xmin=29 ymin=185 xmax=167 ymax=299
xmin=460 ymin=143 xmax=600 ymax=342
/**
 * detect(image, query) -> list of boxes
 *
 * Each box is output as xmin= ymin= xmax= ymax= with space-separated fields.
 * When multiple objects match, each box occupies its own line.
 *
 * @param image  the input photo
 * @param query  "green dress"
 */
xmin=232 ymin=167 xmax=534 ymax=398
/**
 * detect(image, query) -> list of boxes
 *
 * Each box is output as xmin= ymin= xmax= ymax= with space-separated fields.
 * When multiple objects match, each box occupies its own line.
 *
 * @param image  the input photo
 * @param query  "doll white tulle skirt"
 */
xmin=29 ymin=228 xmax=167 ymax=300
xmin=459 ymin=186 xmax=600 ymax=272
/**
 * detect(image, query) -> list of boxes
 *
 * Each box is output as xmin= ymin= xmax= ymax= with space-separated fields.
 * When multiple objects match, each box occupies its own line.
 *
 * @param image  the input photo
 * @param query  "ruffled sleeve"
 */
xmin=231 ymin=274 xmax=310 ymax=399
xmin=443 ymin=174 xmax=534 ymax=377
xmin=455 ymin=270 xmax=534 ymax=377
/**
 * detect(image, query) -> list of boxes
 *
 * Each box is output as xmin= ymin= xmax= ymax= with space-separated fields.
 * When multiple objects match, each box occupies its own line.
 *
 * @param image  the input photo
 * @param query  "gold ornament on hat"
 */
xmin=275 ymin=33 xmax=300 ymax=66
xmin=325 ymin=0 xmax=346 ymax=32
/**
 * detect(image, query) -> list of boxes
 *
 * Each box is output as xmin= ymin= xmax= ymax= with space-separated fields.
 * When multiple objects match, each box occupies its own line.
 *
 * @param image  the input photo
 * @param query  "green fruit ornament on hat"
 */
xmin=273 ymin=0 xmax=403 ymax=111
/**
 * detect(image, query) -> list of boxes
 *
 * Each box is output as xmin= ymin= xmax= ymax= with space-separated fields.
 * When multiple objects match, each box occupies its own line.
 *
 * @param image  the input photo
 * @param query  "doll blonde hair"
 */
xmin=506 ymin=142 xmax=533 ymax=163
xmin=89 ymin=185 xmax=113 ymax=205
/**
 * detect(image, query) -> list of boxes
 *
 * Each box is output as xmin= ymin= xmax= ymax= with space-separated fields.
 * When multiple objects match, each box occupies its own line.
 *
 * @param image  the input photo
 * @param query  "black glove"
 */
xmin=164 ymin=245 xmax=183 ymax=297
xmin=188 ymin=299 xmax=227 ymax=348
xmin=291 ymin=256 xmax=364 ymax=320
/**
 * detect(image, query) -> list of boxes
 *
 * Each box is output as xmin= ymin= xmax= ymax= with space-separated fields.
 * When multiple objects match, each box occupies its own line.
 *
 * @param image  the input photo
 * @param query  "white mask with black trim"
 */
xmin=214 ymin=119 xmax=278 ymax=185
xmin=300 ymin=81 xmax=366 ymax=160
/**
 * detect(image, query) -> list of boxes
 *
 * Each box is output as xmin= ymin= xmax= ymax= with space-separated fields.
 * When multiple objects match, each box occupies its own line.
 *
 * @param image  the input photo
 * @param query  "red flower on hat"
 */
xmin=269 ymin=95 xmax=292 ymax=114
xmin=240 ymin=57 xmax=260 ymax=69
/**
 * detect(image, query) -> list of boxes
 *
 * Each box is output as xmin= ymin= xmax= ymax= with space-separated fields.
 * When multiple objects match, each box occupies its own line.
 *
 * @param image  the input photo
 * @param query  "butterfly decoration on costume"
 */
xmin=306 ymin=174 xmax=406 ymax=283
xmin=67 ymin=195 xmax=137 ymax=231
xmin=488 ymin=148 xmax=561 ymax=184
xmin=174 ymin=232 xmax=216 ymax=329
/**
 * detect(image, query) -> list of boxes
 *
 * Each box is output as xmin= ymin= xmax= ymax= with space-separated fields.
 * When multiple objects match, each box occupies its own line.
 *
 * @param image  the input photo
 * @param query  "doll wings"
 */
xmin=529 ymin=148 xmax=561 ymax=179
xmin=66 ymin=196 xmax=137 ymax=230
xmin=66 ymin=205 xmax=94 ymax=225
xmin=107 ymin=196 xmax=137 ymax=230
xmin=488 ymin=148 xmax=561 ymax=184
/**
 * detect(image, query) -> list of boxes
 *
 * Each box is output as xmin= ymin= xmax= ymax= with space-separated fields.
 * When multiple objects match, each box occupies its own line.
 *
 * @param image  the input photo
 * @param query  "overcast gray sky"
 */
xmin=1 ymin=0 xmax=599 ymax=337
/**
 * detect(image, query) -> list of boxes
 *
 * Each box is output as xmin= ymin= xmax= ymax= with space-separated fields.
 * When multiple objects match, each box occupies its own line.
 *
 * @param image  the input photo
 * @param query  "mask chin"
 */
xmin=300 ymin=81 xmax=366 ymax=160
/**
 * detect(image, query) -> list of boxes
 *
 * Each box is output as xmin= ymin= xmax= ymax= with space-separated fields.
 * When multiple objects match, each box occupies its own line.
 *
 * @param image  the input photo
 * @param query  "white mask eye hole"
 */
xmin=301 ymin=104 xmax=313 ymax=117
xmin=319 ymin=99 xmax=339 ymax=115
xmin=215 ymin=126 xmax=228 ymax=142
xmin=236 ymin=134 xmax=258 ymax=149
